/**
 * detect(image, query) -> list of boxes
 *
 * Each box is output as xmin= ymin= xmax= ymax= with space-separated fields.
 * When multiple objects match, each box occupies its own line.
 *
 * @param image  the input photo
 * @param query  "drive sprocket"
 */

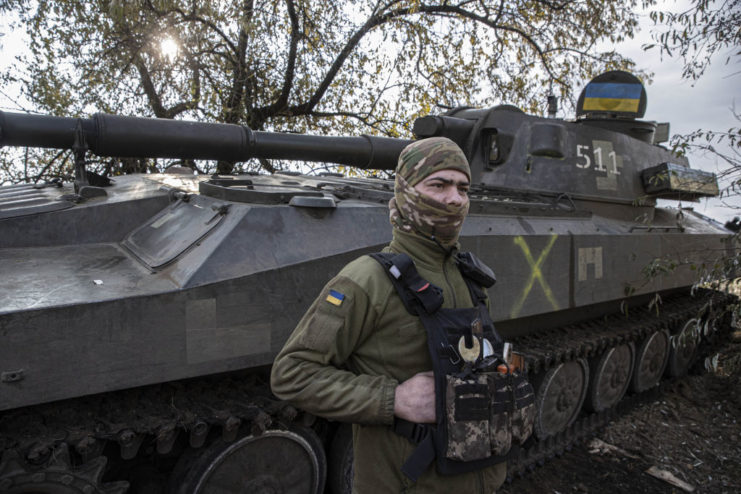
xmin=0 ymin=443 xmax=128 ymax=494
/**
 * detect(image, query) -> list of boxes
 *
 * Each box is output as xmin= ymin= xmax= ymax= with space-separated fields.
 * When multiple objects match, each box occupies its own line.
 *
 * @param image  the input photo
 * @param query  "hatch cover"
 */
xmin=122 ymin=196 xmax=227 ymax=269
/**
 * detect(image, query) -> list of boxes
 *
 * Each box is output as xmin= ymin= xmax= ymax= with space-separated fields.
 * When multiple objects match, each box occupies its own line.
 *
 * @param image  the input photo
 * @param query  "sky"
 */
xmin=0 ymin=1 xmax=739 ymax=222
xmin=611 ymin=1 xmax=740 ymax=224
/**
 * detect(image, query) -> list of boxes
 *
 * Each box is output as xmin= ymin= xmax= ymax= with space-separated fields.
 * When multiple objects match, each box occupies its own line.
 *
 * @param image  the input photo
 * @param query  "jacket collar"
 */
xmin=388 ymin=228 xmax=459 ymax=270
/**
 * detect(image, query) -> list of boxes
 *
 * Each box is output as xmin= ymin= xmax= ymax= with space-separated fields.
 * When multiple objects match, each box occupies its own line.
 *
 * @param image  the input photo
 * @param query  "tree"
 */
xmin=645 ymin=0 xmax=741 ymax=209
xmin=638 ymin=0 xmax=741 ymax=297
xmin=673 ymin=111 xmax=740 ymax=201
xmin=2 ymin=0 xmax=652 ymax=181
xmin=645 ymin=0 xmax=740 ymax=81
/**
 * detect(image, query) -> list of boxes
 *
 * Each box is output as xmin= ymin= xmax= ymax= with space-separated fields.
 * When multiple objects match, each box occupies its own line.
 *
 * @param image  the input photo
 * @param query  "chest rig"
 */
xmin=370 ymin=251 xmax=535 ymax=481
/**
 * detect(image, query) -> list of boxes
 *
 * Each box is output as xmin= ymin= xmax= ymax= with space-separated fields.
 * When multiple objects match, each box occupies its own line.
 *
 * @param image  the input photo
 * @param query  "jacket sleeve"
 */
xmin=270 ymin=274 xmax=397 ymax=425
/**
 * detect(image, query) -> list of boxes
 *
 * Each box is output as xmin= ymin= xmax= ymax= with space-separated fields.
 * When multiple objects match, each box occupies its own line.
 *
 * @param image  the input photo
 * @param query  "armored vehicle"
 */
xmin=0 ymin=71 xmax=735 ymax=493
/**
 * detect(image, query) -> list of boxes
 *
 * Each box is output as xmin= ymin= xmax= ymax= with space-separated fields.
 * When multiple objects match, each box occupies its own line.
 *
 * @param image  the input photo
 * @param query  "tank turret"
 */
xmin=1 ymin=71 xmax=718 ymax=204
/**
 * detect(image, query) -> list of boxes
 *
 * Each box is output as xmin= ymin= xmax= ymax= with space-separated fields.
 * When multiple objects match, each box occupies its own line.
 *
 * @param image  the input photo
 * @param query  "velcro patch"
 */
xmin=326 ymin=289 xmax=345 ymax=306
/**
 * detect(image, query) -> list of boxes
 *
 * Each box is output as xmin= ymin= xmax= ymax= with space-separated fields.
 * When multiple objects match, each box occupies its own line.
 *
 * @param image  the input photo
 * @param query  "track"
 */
xmin=0 ymin=290 xmax=735 ymax=493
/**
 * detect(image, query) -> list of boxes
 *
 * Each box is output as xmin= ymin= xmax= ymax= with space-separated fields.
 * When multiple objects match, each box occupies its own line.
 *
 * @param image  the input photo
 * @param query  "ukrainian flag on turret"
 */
xmin=582 ymin=82 xmax=642 ymax=113
xmin=576 ymin=71 xmax=647 ymax=119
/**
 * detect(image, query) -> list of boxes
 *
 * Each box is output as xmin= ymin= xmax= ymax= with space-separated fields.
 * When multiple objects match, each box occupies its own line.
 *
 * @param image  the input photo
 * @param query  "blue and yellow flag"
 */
xmin=326 ymin=289 xmax=345 ymax=306
xmin=583 ymin=82 xmax=642 ymax=113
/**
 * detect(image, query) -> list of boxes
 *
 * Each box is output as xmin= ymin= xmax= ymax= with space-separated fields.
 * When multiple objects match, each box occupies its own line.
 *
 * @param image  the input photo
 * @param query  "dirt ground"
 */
xmin=500 ymin=331 xmax=741 ymax=494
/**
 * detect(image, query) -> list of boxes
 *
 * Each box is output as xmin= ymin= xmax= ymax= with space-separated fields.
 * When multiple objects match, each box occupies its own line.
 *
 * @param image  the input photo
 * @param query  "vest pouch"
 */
xmin=444 ymin=374 xmax=491 ymax=462
xmin=486 ymin=372 xmax=513 ymax=455
xmin=510 ymin=373 xmax=536 ymax=445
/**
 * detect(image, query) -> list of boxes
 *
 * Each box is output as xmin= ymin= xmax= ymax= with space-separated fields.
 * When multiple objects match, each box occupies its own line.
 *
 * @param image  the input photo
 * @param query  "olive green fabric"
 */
xmin=389 ymin=137 xmax=471 ymax=247
xmin=271 ymin=229 xmax=506 ymax=493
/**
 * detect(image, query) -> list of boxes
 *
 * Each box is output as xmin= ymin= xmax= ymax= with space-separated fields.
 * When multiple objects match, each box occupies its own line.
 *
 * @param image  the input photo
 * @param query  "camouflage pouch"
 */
xmin=444 ymin=374 xmax=491 ymax=461
xmin=510 ymin=373 xmax=536 ymax=445
xmin=486 ymin=372 xmax=513 ymax=455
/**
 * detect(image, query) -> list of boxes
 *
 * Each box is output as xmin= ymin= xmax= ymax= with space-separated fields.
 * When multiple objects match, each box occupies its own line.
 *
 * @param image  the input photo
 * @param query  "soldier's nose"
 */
xmin=447 ymin=189 xmax=464 ymax=206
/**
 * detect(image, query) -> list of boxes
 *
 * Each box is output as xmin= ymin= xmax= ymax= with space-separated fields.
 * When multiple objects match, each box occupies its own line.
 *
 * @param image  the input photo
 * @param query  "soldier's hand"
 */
xmin=394 ymin=371 xmax=436 ymax=424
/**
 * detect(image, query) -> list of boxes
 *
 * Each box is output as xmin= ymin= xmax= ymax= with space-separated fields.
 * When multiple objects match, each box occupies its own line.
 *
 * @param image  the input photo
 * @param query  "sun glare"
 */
xmin=160 ymin=37 xmax=179 ymax=62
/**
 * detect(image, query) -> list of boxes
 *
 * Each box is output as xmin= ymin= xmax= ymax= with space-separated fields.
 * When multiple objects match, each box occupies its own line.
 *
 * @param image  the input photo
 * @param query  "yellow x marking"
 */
xmin=511 ymin=235 xmax=559 ymax=318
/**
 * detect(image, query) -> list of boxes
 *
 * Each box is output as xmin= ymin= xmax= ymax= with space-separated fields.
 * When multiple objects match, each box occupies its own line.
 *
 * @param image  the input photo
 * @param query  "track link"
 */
xmin=0 ymin=372 xmax=299 ymax=475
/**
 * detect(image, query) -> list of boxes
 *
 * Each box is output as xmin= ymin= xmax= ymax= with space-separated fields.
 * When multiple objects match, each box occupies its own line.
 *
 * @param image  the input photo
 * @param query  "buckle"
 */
xmin=394 ymin=419 xmax=430 ymax=445
xmin=410 ymin=423 xmax=429 ymax=444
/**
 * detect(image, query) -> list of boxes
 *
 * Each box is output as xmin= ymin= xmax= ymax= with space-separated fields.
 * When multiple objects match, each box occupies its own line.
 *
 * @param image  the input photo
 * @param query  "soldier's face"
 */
xmin=413 ymin=169 xmax=470 ymax=208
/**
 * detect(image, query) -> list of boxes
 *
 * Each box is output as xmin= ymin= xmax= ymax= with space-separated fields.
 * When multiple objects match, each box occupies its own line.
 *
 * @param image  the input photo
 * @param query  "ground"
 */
xmin=500 ymin=331 xmax=741 ymax=494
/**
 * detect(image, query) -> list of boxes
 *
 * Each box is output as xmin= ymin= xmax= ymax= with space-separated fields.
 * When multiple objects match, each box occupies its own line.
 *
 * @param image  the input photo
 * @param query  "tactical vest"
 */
xmin=370 ymin=251 xmax=535 ymax=482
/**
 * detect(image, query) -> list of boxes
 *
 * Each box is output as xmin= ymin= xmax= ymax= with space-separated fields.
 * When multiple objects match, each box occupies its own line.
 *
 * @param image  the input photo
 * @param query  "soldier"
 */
xmin=271 ymin=137 xmax=508 ymax=492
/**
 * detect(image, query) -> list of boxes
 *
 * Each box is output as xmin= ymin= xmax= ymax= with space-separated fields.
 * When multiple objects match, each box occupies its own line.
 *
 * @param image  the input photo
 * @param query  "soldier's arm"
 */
xmin=270 ymin=275 xmax=398 ymax=425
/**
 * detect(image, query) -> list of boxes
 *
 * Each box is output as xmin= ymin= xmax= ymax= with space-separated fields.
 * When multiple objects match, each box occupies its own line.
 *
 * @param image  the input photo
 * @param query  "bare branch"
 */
xmin=258 ymin=0 xmax=300 ymax=117
xmin=286 ymin=1 xmax=560 ymax=117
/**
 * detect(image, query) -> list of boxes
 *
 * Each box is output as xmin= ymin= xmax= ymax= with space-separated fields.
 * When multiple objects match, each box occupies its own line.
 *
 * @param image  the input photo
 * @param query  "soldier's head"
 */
xmin=389 ymin=137 xmax=471 ymax=247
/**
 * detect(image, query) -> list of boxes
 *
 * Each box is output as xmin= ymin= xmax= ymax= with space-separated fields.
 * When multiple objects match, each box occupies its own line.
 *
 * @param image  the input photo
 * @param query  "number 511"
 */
xmin=576 ymin=144 xmax=620 ymax=174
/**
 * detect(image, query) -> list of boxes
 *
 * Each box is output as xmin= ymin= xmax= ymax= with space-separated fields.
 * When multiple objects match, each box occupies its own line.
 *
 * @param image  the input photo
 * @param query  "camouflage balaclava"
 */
xmin=389 ymin=137 xmax=471 ymax=247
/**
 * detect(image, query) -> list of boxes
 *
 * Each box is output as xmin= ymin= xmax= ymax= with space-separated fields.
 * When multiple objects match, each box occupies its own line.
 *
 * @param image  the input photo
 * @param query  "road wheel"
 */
xmin=533 ymin=359 xmax=589 ymax=440
xmin=631 ymin=329 xmax=670 ymax=392
xmin=169 ymin=427 xmax=326 ymax=494
xmin=584 ymin=343 xmax=634 ymax=412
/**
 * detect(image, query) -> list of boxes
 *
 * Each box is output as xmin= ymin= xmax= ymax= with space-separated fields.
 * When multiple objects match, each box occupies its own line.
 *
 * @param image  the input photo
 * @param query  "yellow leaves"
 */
xmin=405 ymin=0 xmax=422 ymax=15
xmin=12 ymin=0 xmax=655 ymax=170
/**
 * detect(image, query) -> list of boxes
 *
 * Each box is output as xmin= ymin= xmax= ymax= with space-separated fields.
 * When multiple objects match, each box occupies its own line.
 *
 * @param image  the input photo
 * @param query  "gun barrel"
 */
xmin=0 ymin=112 xmax=81 ymax=150
xmin=0 ymin=111 xmax=408 ymax=170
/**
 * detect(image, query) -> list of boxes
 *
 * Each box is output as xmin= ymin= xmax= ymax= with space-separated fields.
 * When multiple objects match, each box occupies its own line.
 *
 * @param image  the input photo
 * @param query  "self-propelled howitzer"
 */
xmin=0 ymin=71 xmax=734 ymax=494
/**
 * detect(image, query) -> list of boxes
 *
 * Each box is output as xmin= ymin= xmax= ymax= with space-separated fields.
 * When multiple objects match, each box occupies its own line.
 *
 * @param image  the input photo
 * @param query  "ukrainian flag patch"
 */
xmin=326 ymin=289 xmax=345 ymax=306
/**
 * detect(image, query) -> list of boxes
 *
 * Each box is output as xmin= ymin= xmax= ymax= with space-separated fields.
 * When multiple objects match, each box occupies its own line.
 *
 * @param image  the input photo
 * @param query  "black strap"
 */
xmin=456 ymin=252 xmax=496 ymax=288
xmin=370 ymin=251 xmax=495 ymax=318
xmin=456 ymin=252 xmax=495 ymax=313
xmin=402 ymin=434 xmax=436 ymax=482
xmin=393 ymin=418 xmax=431 ymax=445
xmin=369 ymin=253 xmax=418 ymax=315
xmin=393 ymin=419 xmax=437 ymax=481
xmin=369 ymin=253 xmax=444 ymax=315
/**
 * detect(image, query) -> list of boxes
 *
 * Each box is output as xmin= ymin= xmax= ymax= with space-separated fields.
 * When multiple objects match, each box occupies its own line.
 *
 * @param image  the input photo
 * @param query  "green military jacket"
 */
xmin=271 ymin=229 xmax=506 ymax=493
